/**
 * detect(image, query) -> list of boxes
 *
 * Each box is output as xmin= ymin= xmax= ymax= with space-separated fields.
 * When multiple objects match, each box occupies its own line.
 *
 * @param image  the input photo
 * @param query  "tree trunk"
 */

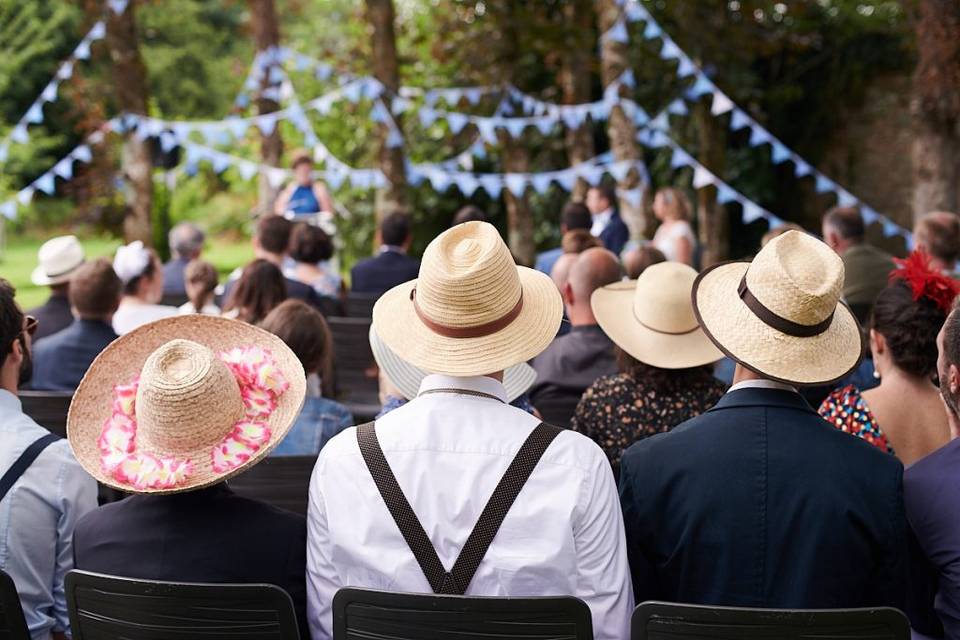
xmin=911 ymin=0 xmax=960 ymax=219
xmin=693 ymin=100 xmax=728 ymax=267
xmin=250 ymin=0 xmax=283 ymax=217
xmin=366 ymin=0 xmax=409 ymax=223
xmin=107 ymin=3 xmax=153 ymax=245
xmin=561 ymin=0 xmax=595 ymax=202
xmin=499 ymin=132 xmax=536 ymax=266
xmin=596 ymin=0 xmax=647 ymax=239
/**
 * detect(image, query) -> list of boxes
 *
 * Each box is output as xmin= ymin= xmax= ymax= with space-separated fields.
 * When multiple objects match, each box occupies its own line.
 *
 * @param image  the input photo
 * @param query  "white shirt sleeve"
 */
xmin=306 ymin=456 xmax=339 ymax=640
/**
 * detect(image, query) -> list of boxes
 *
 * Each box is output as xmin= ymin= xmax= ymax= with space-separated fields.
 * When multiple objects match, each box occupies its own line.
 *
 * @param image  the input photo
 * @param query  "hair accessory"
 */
xmin=113 ymin=240 xmax=152 ymax=285
xmin=890 ymin=250 xmax=960 ymax=314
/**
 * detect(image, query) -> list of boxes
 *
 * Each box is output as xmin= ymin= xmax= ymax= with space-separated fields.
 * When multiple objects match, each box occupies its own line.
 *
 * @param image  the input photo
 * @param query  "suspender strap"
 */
xmin=356 ymin=421 xmax=562 ymax=595
xmin=0 ymin=433 xmax=59 ymax=503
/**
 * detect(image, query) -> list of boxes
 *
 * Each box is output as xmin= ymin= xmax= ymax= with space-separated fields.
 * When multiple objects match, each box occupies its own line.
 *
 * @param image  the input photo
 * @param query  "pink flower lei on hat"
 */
xmin=98 ymin=346 xmax=290 ymax=491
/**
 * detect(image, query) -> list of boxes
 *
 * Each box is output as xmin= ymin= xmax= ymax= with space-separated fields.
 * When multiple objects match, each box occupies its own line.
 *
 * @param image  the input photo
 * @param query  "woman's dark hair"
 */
xmin=0 ymin=279 xmax=23 ymax=365
xmin=224 ymin=259 xmax=287 ymax=325
xmin=872 ymin=280 xmax=948 ymax=379
xmin=123 ymin=250 xmax=159 ymax=297
xmin=616 ymin=346 xmax=714 ymax=392
xmin=289 ymin=223 xmax=334 ymax=264
xmin=260 ymin=299 xmax=335 ymax=397
xmin=185 ymin=260 xmax=219 ymax=314
xmin=451 ymin=205 xmax=487 ymax=226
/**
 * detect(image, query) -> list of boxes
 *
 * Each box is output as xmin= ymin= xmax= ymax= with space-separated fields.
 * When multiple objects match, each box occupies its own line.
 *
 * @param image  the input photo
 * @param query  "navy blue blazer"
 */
xmin=162 ymin=257 xmax=190 ymax=296
xmin=350 ymin=249 xmax=420 ymax=296
xmin=620 ymin=387 xmax=907 ymax=610
xmin=27 ymin=292 xmax=73 ymax=341
xmin=599 ymin=211 xmax=629 ymax=256
xmin=30 ymin=319 xmax=118 ymax=391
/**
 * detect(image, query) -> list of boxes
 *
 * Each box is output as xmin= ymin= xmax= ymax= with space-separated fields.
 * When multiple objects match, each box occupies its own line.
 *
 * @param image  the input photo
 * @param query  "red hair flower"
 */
xmin=890 ymin=250 xmax=960 ymax=314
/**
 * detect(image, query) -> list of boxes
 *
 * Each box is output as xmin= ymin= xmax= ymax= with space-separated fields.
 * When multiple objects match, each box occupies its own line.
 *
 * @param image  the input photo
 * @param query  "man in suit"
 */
xmin=162 ymin=222 xmax=205 ymax=298
xmin=620 ymin=230 xmax=907 ymax=610
xmin=27 ymin=235 xmax=86 ymax=341
xmin=586 ymin=184 xmax=629 ymax=256
xmin=535 ymin=202 xmax=593 ymax=275
xmin=31 ymin=259 xmax=121 ymax=391
xmin=350 ymin=212 xmax=419 ymax=296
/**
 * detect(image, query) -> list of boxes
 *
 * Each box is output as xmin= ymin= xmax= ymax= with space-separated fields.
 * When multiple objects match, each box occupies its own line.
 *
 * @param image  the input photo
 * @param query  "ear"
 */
xmin=950 ymin=363 xmax=960 ymax=395
xmin=870 ymin=329 xmax=885 ymax=356
xmin=7 ymin=336 xmax=23 ymax=367
xmin=562 ymin=281 xmax=575 ymax=306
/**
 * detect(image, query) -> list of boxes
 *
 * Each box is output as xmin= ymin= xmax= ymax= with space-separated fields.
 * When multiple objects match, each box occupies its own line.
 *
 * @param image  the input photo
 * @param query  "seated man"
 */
xmin=535 ymin=202 xmax=593 ymax=275
xmin=350 ymin=212 xmax=419 ymax=297
xmin=31 ymin=259 xmax=121 ymax=391
xmin=530 ymin=248 xmax=622 ymax=411
xmin=27 ymin=235 xmax=86 ymax=341
xmin=307 ymin=222 xmax=632 ymax=640
xmin=914 ymin=211 xmax=960 ymax=276
xmin=162 ymin=222 xmax=205 ymax=298
xmin=0 ymin=278 xmax=97 ymax=640
xmin=621 ymin=230 xmax=907 ymax=609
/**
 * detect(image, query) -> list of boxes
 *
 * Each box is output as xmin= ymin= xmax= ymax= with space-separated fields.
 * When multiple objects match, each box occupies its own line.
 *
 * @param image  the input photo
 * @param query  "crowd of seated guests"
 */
xmin=9 ymin=192 xmax=960 ymax=640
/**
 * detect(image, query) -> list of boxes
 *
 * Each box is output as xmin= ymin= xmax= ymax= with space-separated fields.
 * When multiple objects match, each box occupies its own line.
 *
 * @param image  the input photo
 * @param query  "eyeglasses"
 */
xmin=22 ymin=316 xmax=38 ymax=338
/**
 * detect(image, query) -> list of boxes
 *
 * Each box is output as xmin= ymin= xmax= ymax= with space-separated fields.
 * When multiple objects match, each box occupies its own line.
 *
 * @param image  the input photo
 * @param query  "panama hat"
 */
xmin=369 ymin=325 xmax=537 ymax=402
xmin=372 ymin=221 xmax=563 ymax=377
xmin=67 ymin=315 xmax=306 ymax=495
xmin=592 ymin=262 xmax=723 ymax=369
xmin=31 ymin=235 xmax=85 ymax=286
xmin=692 ymin=230 xmax=864 ymax=386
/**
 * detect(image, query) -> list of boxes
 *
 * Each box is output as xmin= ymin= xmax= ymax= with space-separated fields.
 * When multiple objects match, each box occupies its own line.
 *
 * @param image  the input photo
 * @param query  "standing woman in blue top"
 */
xmin=273 ymin=149 xmax=335 ymax=223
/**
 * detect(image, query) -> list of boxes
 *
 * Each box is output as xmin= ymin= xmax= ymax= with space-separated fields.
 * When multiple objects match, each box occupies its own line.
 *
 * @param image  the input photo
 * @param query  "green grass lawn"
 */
xmin=1 ymin=233 xmax=254 ymax=310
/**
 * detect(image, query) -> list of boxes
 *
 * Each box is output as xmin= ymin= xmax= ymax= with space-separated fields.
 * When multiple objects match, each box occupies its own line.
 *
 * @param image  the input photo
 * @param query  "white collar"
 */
xmin=379 ymin=245 xmax=406 ymax=255
xmin=729 ymin=379 xmax=798 ymax=394
xmin=417 ymin=374 xmax=509 ymax=403
xmin=593 ymin=208 xmax=614 ymax=224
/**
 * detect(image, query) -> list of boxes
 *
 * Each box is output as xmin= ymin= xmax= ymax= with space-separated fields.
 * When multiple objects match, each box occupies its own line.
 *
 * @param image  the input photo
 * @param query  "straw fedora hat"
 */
xmin=592 ymin=262 xmax=723 ymax=369
xmin=372 ymin=221 xmax=562 ymax=377
xmin=67 ymin=315 xmax=306 ymax=494
xmin=369 ymin=325 xmax=537 ymax=402
xmin=31 ymin=235 xmax=85 ymax=286
xmin=692 ymin=230 xmax=864 ymax=386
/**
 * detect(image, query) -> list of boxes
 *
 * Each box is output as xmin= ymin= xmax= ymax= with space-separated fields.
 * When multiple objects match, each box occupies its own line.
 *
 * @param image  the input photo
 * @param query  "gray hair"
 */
xmin=168 ymin=223 xmax=206 ymax=259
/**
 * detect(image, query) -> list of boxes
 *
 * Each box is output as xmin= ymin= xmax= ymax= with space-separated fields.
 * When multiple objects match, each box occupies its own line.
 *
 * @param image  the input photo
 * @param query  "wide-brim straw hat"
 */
xmin=369 ymin=325 xmax=537 ymax=402
xmin=67 ymin=315 xmax=306 ymax=495
xmin=31 ymin=235 xmax=85 ymax=286
xmin=692 ymin=230 xmax=863 ymax=386
xmin=373 ymin=221 xmax=563 ymax=377
xmin=592 ymin=262 xmax=723 ymax=369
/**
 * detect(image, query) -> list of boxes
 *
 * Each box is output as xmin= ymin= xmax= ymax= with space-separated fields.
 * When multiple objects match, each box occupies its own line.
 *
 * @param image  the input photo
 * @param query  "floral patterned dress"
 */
xmin=818 ymin=384 xmax=894 ymax=455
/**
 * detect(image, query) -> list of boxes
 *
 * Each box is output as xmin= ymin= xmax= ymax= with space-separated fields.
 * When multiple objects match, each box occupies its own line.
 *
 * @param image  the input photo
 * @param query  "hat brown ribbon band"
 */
xmin=410 ymin=289 xmax=524 ymax=339
xmin=634 ymin=310 xmax=701 ymax=336
xmin=738 ymin=274 xmax=834 ymax=338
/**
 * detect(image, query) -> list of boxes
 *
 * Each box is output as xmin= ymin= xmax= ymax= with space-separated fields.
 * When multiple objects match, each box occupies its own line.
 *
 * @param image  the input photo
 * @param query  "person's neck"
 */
xmin=0 ymin=365 xmax=18 ymax=396
xmin=122 ymin=295 xmax=151 ymax=306
xmin=731 ymin=364 xmax=765 ymax=386
xmin=381 ymin=244 xmax=406 ymax=254
xmin=837 ymin=238 xmax=862 ymax=255
xmin=77 ymin=315 xmax=111 ymax=325
xmin=874 ymin=366 xmax=937 ymax=394
xmin=567 ymin=306 xmax=597 ymax=327
xmin=256 ymin=251 xmax=284 ymax=267
xmin=930 ymin=257 xmax=955 ymax=274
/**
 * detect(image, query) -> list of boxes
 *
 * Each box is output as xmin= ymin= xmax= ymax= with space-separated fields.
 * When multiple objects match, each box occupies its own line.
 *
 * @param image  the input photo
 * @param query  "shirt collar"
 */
xmin=380 ymin=245 xmax=407 ymax=255
xmin=728 ymin=379 xmax=798 ymax=394
xmin=417 ymin=374 xmax=509 ymax=403
xmin=0 ymin=389 xmax=22 ymax=413
xmin=593 ymin=208 xmax=613 ymax=225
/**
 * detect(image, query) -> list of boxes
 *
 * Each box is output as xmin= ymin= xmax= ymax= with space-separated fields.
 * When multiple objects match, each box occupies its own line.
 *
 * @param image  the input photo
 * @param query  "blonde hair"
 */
xmin=185 ymin=260 xmax=219 ymax=314
xmin=656 ymin=188 xmax=692 ymax=222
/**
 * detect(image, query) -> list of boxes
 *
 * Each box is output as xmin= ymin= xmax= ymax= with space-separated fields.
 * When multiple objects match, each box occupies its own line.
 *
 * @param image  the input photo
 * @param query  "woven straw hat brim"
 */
xmin=372 ymin=266 xmax=563 ymax=377
xmin=67 ymin=315 xmax=306 ymax=495
xmin=592 ymin=280 xmax=723 ymax=370
xmin=31 ymin=261 xmax=82 ymax=286
xmin=368 ymin=324 xmax=537 ymax=401
xmin=693 ymin=261 xmax=864 ymax=386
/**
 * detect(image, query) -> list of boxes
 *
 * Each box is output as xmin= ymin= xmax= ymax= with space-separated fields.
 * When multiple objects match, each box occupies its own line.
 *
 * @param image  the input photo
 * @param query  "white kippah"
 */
xmin=113 ymin=241 xmax=151 ymax=285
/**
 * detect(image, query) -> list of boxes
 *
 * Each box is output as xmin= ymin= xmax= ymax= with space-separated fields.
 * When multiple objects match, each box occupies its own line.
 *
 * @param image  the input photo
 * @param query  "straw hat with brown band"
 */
xmin=591 ymin=262 xmax=723 ymax=370
xmin=372 ymin=221 xmax=563 ymax=377
xmin=67 ymin=315 xmax=306 ymax=495
xmin=692 ymin=229 xmax=864 ymax=387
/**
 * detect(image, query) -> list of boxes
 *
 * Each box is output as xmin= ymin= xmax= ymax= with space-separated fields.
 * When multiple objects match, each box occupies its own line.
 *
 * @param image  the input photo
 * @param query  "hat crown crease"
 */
xmin=634 ymin=265 xmax=699 ymax=334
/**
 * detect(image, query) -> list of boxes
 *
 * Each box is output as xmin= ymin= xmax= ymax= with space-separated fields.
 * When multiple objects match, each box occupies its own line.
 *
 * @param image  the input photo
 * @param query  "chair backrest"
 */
xmin=631 ymin=601 xmax=910 ymax=640
xmin=227 ymin=456 xmax=315 ymax=517
xmin=345 ymin=292 xmax=379 ymax=318
xmin=159 ymin=293 xmax=189 ymax=308
xmin=326 ymin=317 xmax=380 ymax=421
xmin=66 ymin=570 xmax=300 ymax=640
xmin=0 ymin=570 xmax=30 ymax=640
xmin=333 ymin=588 xmax=593 ymax=640
xmin=19 ymin=391 xmax=72 ymax=438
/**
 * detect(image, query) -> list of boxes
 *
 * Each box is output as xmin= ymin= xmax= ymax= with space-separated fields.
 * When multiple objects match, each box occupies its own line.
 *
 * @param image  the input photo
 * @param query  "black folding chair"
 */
xmin=66 ymin=570 xmax=300 ymax=639
xmin=345 ymin=292 xmax=379 ymax=318
xmin=19 ymin=391 xmax=72 ymax=438
xmin=0 ymin=570 xmax=29 ymax=640
xmin=333 ymin=587 xmax=593 ymax=640
xmin=631 ymin=601 xmax=910 ymax=640
xmin=227 ymin=456 xmax=315 ymax=517
xmin=327 ymin=317 xmax=381 ymax=420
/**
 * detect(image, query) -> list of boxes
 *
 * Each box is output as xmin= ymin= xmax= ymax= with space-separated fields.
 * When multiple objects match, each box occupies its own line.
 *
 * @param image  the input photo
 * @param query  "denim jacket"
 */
xmin=271 ymin=396 xmax=354 ymax=456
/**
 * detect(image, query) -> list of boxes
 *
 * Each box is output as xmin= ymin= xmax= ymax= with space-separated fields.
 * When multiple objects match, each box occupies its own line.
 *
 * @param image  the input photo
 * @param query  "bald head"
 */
xmin=550 ymin=252 xmax=578 ymax=291
xmin=565 ymin=247 xmax=622 ymax=325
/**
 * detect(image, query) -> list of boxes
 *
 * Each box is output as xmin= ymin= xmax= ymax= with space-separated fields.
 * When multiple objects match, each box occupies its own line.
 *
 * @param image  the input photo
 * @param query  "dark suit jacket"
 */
xmin=27 ymin=293 xmax=73 ymax=342
xmin=30 ymin=319 xmax=118 ymax=391
xmin=529 ymin=325 xmax=616 ymax=405
xmin=162 ymin=257 xmax=190 ymax=296
xmin=599 ymin=212 xmax=629 ymax=256
xmin=350 ymin=249 xmax=420 ymax=296
xmin=620 ymin=387 xmax=907 ymax=610
xmin=73 ymin=484 xmax=308 ymax=637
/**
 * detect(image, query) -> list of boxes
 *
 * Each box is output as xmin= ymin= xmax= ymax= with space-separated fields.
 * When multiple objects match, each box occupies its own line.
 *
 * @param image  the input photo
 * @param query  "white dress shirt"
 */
xmin=307 ymin=374 xmax=632 ymax=640
xmin=728 ymin=378 xmax=798 ymax=393
xmin=590 ymin=208 xmax=614 ymax=237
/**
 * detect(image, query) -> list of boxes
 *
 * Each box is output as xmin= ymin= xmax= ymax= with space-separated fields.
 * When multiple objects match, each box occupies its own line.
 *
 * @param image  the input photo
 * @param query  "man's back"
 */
xmin=161 ymin=257 xmax=189 ymax=297
xmin=307 ymin=375 xmax=632 ymax=640
xmin=0 ymin=390 xmax=97 ymax=639
xmin=350 ymin=250 xmax=420 ymax=296
xmin=31 ymin=320 xmax=118 ymax=391
xmin=530 ymin=325 xmax=616 ymax=404
xmin=620 ymin=387 xmax=906 ymax=609
xmin=27 ymin=294 xmax=72 ymax=342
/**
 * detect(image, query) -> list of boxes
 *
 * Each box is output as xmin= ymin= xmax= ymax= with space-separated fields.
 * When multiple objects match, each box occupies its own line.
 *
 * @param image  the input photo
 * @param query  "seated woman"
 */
xmin=179 ymin=260 xmax=220 ymax=316
xmin=111 ymin=241 xmax=177 ymax=335
xmin=222 ymin=259 xmax=287 ymax=325
xmin=283 ymin=223 xmax=343 ymax=314
xmin=571 ymin=262 xmax=726 ymax=479
xmin=820 ymin=251 xmax=959 ymax=465
xmin=261 ymin=300 xmax=354 ymax=455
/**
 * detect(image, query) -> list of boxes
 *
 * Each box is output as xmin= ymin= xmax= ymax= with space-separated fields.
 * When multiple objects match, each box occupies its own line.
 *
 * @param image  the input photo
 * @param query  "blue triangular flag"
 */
xmin=534 ymin=118 xmax=554 ymax=136
xmin=748 ymin=126 xmax=772 ymax=147
xmin=237 ymin=161 xmax=258 ymax=181
xmin=212 ymin=154 xmax=231 ymax=175
xmin=477 ymin=119 xmax=499 ymax=145
xmin=814 ymin=175 xmax=835 ymax=194
xmin=620 ymin=69 xmax=636 ymax=88
xmin=342 ymin=82 xmax=363 ymax=104
xmin=605 ymin=19 xmax=629 ymax=44
xmin=56 ymin=61 xmax=74 ymax=81
xmin=0 ymin=200 xmax=16 ymax=220
xmin=793 ymin=158 xmax=813 ymax=177
xmin=882 ymin=219 xmax=902 ymax=237
xmin=108 ymin=0 xmax=128 ymax=15
xmin=24 ymin=103 xmax=44 ymax=124
xmin=10 ymin=123 xmax=29 ymax=144
xmin=861 ymin=206 xmax=880 ymax=225
xmin=17 ymin=187 xmax=34 ymax=205
xmin=667 ymin=100 xmax=688 ymax=116
xmin=256 ymin=114 xmax=277 ymax=136
xmin=464 ymin=88 xmax=483 ymax=105
xmin=620 ymin=188 xmax=644 ymax=209
xmin=419 ymin=108 xmax=438 ymax=128
xmin=741 ymin=201 xmax=765 ymax=223
xmin=530 ymin=174 xmax=553 ymax=194
xmin=0 ymin=144 xmax=8 ymax=163
xmin=478 ymin=175 xmax=502 ymax=198
xmin=386 ymin=128 xmax=404 ymax=148
xmin=608 ymin=161 xmax=632 ymax=182
xmin=53 ymin=157 xmax=73 ymax=180
xmin=554 ymin=171 xmax=576 ymax=192
xmin=446 ymin=112 xmax=469 ymax=135
xmin=504 ymin=174 xmax=527 ymax=197
xmin=35 ymin=173 xmax=56 ymax=195
xmin=74 ymin=40 xmax=91 ymax=61
xmin=686 ymin=75 xmax=714 ymax=99
xmin=428 ymin=170 xmax=452 ymax=192
xmin=771 ymin=141 xmax=791 ymax=164
xmin=716 ymin=184 xmax=738 ymax=204
xmin=836 ymin=189 xmax=858 ymax=208
xmin=670 ymin=147 xmax=692 ymax=169
xmin=504 ymin=119 xmax=527 ymax=138
xmin=677 ymin=57 xmax=697 ymax=78
xmin=370 ymin=101 xmax=389 ymax=123
xmin=730 ymin=109 xmax=751 ymax=131
xmin=454 ymin=173 xmax=480 ymax=197
xmin=643 ymin=21 xmax=662 ymax=39
xmin=41 ymin=81 xmax=59 ymax=103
